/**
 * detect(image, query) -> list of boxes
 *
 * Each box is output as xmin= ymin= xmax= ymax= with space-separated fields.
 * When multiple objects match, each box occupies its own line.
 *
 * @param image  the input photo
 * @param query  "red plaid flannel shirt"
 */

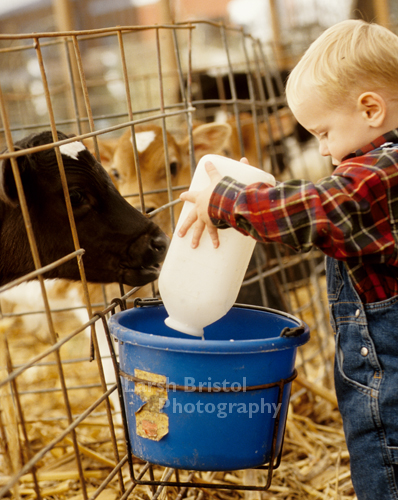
xmin=209 ymin=129 xmax=398 ymax=303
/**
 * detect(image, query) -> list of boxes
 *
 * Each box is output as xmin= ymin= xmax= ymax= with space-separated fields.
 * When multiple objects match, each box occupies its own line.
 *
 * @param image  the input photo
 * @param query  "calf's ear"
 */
xmin=179 ymin=123 xmax=232 ymax=161
xmin=0 ymin=153 xmax=31 ymax=206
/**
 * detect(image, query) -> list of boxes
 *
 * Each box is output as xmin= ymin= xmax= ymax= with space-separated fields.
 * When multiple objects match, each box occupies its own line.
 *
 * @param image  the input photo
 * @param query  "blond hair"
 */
xmin=286 ymin=20 xmax=398 ymax=109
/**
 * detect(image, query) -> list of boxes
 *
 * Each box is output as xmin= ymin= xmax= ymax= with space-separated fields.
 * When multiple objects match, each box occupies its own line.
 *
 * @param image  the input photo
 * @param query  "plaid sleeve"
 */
xmin=209 ymin=176 xmax=328 ymax=252
xmin=208 ymin=166 xmax=397 ymax=262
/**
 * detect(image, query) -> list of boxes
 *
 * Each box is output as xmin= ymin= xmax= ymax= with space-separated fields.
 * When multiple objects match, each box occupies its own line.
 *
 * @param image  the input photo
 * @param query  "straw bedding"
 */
xmin=0 ymin=285 xmax=357 ymax=500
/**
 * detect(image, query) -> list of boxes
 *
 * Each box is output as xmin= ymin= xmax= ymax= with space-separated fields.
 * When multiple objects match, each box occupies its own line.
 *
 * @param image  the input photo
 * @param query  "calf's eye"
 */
xmin=169 ymin=161 xmax=179 ymax=177
xmin=110 ymin=168 xmax=121 ymax=181
xmin=69 ymin=190 xmax=85 ymax=207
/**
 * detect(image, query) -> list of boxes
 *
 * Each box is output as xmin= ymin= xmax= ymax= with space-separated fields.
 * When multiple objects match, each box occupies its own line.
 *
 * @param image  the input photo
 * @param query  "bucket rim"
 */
xmin=108 ymin=303 xmax=310 ymax=354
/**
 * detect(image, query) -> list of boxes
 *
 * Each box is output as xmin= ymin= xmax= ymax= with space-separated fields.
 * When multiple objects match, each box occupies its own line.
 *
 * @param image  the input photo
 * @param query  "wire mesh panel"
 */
xmin=0 ymin=21 xmax=352 ymax=500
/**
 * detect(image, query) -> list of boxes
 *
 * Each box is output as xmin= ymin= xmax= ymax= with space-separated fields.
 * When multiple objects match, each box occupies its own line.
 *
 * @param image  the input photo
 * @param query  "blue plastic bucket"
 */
xmin=109 ymin=302 xmax=309 ymax=471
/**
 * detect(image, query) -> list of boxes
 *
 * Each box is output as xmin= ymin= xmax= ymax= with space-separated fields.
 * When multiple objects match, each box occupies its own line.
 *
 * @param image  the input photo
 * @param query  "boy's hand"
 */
xmin=178 ymin=158 xmax=250 ymax=249
xmin=178 ymin=160 xmax=222 ymax=248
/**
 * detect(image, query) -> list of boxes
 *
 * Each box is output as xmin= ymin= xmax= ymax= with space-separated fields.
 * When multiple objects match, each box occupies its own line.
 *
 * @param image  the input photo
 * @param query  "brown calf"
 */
xmin=112 ymin=122 xmax=232 ymax=235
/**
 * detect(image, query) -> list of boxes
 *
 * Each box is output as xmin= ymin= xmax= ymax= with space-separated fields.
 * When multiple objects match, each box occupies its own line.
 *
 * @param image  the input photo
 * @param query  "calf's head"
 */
xmin=0 ymin=131 xmax=169 ymax=287
xmin=112 ymin=122 xmax=231 ymax=235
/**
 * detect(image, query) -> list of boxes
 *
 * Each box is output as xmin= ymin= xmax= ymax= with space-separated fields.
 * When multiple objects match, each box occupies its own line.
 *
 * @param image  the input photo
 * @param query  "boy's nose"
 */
xmin=319 ymin=142 xmax=330 ymax=157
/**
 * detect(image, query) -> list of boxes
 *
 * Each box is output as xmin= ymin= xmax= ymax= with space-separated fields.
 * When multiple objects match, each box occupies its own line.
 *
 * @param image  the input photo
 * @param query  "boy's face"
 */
xmin=290 ymin=84 xmax=380 ymax=166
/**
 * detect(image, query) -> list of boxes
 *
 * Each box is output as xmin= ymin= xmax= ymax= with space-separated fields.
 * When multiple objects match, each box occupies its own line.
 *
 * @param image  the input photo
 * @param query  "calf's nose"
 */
xmin=150 ymin=232 xmax=169 ymax=260
xmin=128 ymin=228 xmax=169 ymax=267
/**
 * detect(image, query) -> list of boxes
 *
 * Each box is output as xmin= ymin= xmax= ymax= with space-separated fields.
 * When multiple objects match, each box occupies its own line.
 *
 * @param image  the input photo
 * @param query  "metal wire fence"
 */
xmin=0 ymin=21 xmax=336 ymax=499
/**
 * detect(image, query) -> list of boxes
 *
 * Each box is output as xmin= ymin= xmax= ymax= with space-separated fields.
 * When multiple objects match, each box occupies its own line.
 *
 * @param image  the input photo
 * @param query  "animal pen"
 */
xmin=0 ymin=21 xmax=355 ymax=500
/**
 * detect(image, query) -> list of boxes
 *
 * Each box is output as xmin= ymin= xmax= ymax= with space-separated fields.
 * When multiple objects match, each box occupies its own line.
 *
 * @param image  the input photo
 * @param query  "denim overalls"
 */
xmin=327 ymin=257 xmax=398 ymax=499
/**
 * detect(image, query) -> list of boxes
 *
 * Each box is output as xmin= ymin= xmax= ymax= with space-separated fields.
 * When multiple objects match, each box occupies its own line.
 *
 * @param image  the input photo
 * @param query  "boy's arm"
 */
xmin=179 ymin=156 xmax=395 ymax=263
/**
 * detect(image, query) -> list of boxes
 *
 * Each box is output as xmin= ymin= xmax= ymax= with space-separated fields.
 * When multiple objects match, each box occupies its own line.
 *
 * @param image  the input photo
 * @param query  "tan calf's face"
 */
xmin=112 ymin=122 xmax=231 ymax=235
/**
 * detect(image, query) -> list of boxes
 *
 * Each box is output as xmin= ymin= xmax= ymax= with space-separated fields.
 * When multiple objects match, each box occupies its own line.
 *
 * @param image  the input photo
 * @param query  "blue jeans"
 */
xmin=326 ymin=257 xmax=398 ymax=499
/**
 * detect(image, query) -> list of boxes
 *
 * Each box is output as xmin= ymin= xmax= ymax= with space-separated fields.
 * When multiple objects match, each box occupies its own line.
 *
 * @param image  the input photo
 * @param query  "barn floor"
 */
xmin=1 ymin=276 xmax=356 ymax=500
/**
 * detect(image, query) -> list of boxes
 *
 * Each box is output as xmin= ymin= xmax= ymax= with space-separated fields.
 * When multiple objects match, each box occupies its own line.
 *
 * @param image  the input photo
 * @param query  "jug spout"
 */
xmin=165 ymin=316 xmax=204 ymax=337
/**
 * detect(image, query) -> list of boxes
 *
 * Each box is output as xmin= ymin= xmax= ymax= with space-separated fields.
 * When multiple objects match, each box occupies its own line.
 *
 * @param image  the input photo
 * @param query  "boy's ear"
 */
xmin=357 ymin=92 xmax=386 ymax=127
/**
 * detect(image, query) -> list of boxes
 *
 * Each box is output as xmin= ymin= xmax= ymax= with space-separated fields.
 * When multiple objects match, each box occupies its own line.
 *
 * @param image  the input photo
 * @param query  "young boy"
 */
xmin=178 ymin=20 xmax=398 ymax=500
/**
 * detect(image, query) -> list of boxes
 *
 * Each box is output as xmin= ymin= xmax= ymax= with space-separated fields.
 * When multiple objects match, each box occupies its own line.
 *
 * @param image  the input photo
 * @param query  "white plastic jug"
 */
xmin=158 ymin=154 xmax=276 ymax=337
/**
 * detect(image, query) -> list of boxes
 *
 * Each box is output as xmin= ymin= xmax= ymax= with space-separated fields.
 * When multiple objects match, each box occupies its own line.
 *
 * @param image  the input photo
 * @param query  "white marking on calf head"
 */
xmin=214 ymin=109 xmax=228 ymax=123
xmin=134 ymin=131 xmax=156 ymax=153
xmin=60 ymin=141 xmax=86 ymax=160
